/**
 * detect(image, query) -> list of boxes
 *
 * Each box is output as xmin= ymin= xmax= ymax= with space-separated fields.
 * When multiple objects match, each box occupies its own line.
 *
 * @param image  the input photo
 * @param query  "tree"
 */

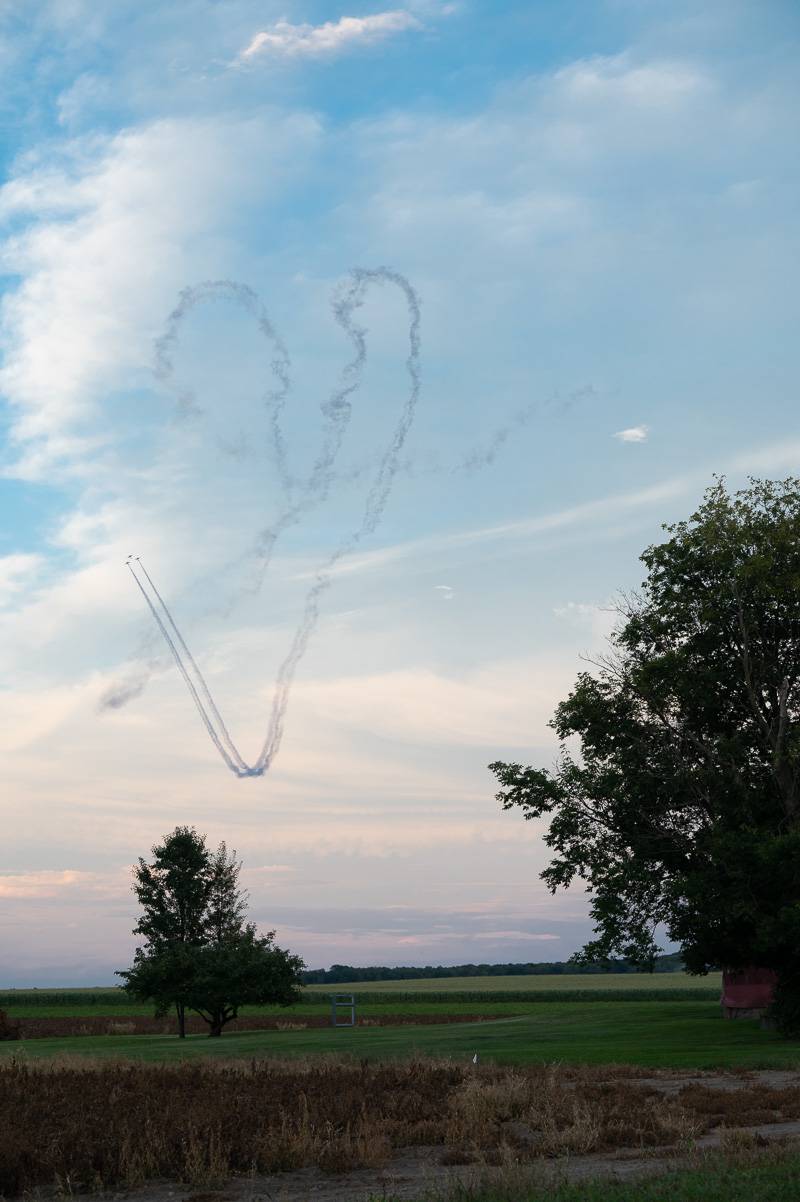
xmin=118 ymin=827 xmax=304 ymax=1036
xmin=490 ymin=477 xmax=800 ymax=1033
xmin=186 ymin=926 xmax=303 ymax=1036
xmin=116 ymin=943 xmax=198 ymax=1030
xmin=123 ymin=826 xmax=214 ymax=1037
xmin=204 ymin=842 xmax=248 ymax=945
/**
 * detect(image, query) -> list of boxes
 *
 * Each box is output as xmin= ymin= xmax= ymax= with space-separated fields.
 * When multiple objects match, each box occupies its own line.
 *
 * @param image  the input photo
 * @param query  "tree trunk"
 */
xmin=176 ymin=1002 xmax=186 ymax=1039
xmin=209 ymin=1016 xmax=223 ymax=1037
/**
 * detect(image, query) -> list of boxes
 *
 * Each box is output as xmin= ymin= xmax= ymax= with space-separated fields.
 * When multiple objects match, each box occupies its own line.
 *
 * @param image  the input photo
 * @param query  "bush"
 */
xmin=0 ymin=1010 xmax=20 ymax=1041
xmin=766 ymin=973 xmax=800 ymax=1038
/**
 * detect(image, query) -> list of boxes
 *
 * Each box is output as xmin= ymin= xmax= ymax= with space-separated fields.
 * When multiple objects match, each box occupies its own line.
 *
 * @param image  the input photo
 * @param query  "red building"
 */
xmin=721 ymin=968 xmax=778 ymax=1019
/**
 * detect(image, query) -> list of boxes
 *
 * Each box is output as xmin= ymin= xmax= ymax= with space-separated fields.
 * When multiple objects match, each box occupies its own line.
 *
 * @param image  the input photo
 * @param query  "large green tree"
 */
xmin=118 ymin=828 xmax=303 ymax=1036
xmin=125 ymin=826 xmax=214 ymax=1037
xmin=490 ymin=478 xmax=800 ymax=1031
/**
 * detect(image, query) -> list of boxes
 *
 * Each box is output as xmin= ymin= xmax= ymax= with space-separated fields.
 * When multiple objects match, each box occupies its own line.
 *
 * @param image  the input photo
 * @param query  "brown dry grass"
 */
xmin=3 ymin=1057 xmax=800 ymax=1197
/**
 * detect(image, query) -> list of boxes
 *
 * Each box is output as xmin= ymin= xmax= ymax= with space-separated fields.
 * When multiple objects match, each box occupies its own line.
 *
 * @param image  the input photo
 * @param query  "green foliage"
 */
xmin=0 ymin=1010 xmax=20 ymax=1041
xmin=184 ymin=926 xmax=303 ymax=1035
xmin=117 ymin=944 xmax=199 ymax=1019
xmin=766 ymin=972 xmax=800 ymax=1038
xmin=131 ymin=825 xmax=213 ymax=948
xmin=118 ymin=826 xmax=303 ymax=1034
xmin=492 ymin=477 xmax=800 ymax=1024
xmin=301 ymin=952 xmax=684 ymax=983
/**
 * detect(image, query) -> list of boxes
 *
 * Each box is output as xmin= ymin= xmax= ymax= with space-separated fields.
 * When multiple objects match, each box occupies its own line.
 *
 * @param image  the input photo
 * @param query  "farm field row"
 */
xmin=305 ymin=972 xmax=722 ymax=993
xmin=0 ymin=973 xmax=722 ymax=1016
xmin=2 ymin=1002 xmax=797 ymax=1069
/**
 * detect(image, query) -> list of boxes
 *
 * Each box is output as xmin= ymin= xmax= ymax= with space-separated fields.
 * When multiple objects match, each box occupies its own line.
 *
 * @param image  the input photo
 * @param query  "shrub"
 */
xmin=766 ymin=973 xmax=800 ymax=1038
xmin=0 ymin=1009 xmax=20 ymax=1041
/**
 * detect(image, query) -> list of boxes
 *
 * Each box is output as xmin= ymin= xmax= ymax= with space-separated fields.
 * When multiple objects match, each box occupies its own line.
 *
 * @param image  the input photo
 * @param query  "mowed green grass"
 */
xmin=2 ymin=1002 xmax=798 ymax=1069
xmin=305 ymin=972 xmax=721 ymax=993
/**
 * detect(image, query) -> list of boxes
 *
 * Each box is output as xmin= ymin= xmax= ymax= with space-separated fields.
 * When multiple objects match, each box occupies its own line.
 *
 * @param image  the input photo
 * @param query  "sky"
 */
xmin=1 ymin=0 xmax=798 ymax=986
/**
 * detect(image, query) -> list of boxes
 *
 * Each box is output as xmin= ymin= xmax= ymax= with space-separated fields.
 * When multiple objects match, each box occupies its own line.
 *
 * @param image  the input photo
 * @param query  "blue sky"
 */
xmin=0 ymin=0 xmax=798 ymax=984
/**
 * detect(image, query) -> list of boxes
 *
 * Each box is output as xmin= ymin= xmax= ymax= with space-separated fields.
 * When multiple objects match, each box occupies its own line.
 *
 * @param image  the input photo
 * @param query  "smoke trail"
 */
xmin=155 ymin=280 xmax=293 ymax=499
xmin=126 ymin=560 xmax=245 ymax=775
xmin=456 ymin=385 xmax=598 ymax=475
xmin=319 ymin=384 xmax=598 ymax=485
xmin=98 ymin=670 xmax=150 ymax=711
xmin=130 ymin=267 xmax=421 ymax=777
xmin=252 ymin=267 xmax=421 ymax=773
xmin=133 ymin=558 xmax=248 ymax=774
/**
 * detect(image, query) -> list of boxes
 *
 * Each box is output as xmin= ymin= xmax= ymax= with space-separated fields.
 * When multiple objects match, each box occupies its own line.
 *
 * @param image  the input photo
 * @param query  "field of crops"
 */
xmin=305 ymin=972 xmax=723 ymax=994
xmin=0 ymin=973 xmax=723 ymax=1018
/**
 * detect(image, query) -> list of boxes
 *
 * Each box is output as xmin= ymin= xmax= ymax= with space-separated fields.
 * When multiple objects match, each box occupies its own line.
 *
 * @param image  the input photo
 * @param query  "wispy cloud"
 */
xmin=553 ymin=601 xmax=617 ymax=645
xmin=239 ymin=11 xmax=422 ymax=62
xmin=0 ymin=553 xmax=43 ymax=605
xmin=613 ymin=425 xmax=649 ymax=443
xmin=0 ymin=870 xmax=95 ymax=899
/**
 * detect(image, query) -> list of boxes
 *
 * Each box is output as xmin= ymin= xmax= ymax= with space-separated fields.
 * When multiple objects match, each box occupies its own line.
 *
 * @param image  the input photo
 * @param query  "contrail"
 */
xmin=133 ymin=557 xmax=248 ymax=775
xmin=126 ymin=559 xmax=245 ymax=775
xmin=129 ymin=267 xmax=421 ymax=777
xmin=155 ymin=279 xmax=293 ymax=499
xmin=253 ymin=267 xmax=421 ymax=772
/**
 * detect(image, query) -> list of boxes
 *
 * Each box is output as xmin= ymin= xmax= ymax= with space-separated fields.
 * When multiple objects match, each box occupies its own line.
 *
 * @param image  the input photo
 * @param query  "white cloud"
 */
xmin=0 ymin=553 xmax=43 ymax=604
xmin=0 ymin=113 xmax=320 ymax=479
xmin=296 ymin=657 xmax=571 ymax=748
xmin=434 ymin=583 xmax=454 ymax=600
xmin=554 ymin=54 xmax=711 ymax=112
xmin=613 ymin=425 xmax=649 ymax=442
xmin=240 ymin=11 xmax=422 ymax=62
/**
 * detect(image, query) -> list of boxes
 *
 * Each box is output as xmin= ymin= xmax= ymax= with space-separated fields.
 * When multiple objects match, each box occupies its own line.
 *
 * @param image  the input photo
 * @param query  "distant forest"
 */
xmin=300 ymin=952 xmax=685 ymax=984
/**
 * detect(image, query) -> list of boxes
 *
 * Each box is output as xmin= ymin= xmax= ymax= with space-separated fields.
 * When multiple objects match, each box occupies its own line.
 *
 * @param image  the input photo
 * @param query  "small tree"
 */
xmin=187 ymin=926 xmax=303 ymax=1036
xmin=117 ymin=943 xmax=198 ymax=1028
xmin=126 ymin=826 xmax=213 ymax=1037
xmin=118 ymin=827 xmax=304 ymax=1036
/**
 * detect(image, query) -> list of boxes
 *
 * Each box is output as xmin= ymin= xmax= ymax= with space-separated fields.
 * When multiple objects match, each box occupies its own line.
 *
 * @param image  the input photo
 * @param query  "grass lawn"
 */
xmin=3 ymin=1002 xmax=798 ymax=1069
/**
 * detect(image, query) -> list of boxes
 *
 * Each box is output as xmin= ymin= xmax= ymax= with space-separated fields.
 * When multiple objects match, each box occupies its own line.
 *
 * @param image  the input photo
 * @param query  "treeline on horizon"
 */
xmin=300 ymin=952 xmax=685 ymax=984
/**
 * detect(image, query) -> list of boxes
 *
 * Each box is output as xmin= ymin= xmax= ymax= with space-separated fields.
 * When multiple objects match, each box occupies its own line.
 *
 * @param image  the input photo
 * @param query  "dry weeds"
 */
xmin=2 ymin=1057 xmax=800 ymax=1198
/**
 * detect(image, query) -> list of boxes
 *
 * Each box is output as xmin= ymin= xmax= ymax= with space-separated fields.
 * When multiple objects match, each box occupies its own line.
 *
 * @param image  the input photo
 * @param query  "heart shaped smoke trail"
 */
xmin=130 ymin=267 xmax=421 ymax=777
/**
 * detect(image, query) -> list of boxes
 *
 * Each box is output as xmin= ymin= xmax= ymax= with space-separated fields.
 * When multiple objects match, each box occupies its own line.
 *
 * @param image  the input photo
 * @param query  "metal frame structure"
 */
xmin=330 ymin=993 xmax=356 ymax=1027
